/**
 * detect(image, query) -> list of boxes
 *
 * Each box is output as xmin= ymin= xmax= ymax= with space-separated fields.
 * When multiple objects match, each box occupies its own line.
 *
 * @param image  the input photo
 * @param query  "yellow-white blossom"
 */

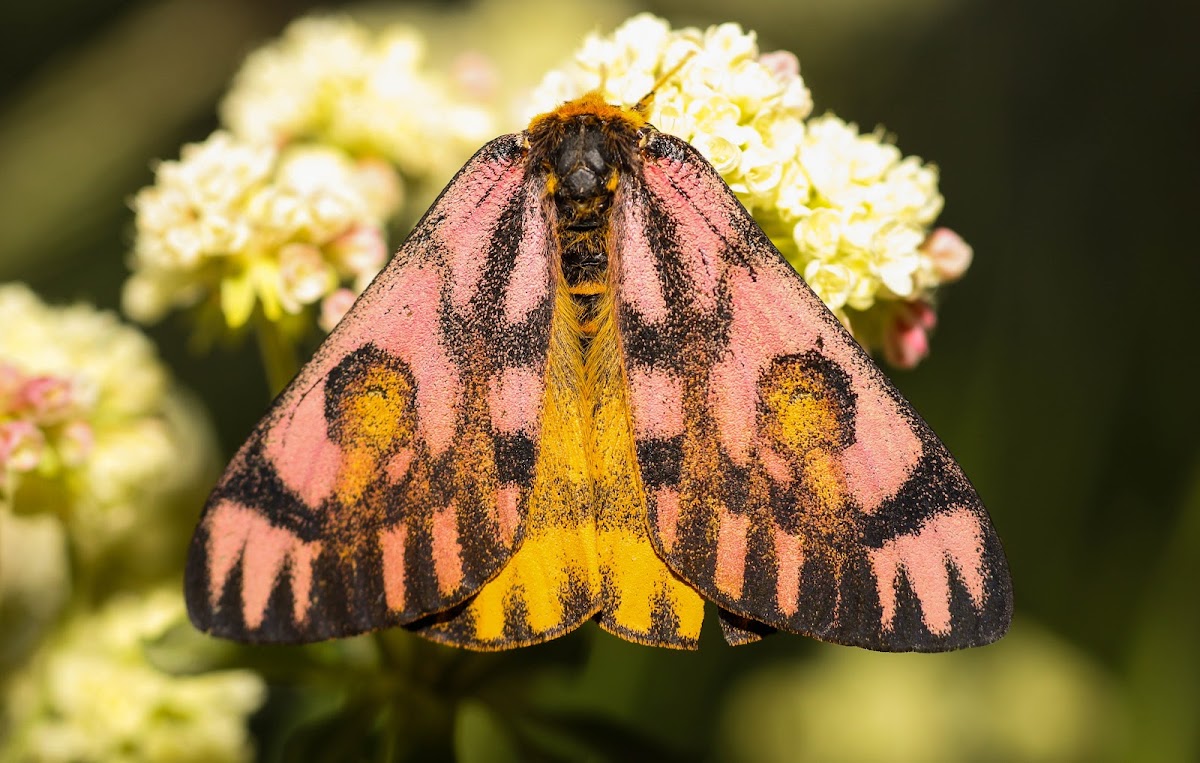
xmin=0 ymin=284 xmax=216 ymax=580
xmin=2 ymin=589 xmax=265 ymax=763
xmin=790 ymin=113 xmax=942 ymax=310
xmin=123 ymin=132 xmax=396 ymax=330
xmin=531 ymin=14 xmax=970 ymax=362
xmin=529 ymin=13 xmax=813 ymax=216
xmin=221 ymin=15 xmax=493 ymax=180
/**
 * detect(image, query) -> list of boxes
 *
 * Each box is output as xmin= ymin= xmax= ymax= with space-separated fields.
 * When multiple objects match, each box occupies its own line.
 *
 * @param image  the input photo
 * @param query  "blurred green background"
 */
xmin=2 ymin=0 xmax=1197 ymax=760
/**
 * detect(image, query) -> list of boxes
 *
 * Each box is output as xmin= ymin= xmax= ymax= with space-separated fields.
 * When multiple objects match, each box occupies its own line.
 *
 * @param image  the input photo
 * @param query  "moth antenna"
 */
xmin=634 ymin=51 xmax=697 ymax=117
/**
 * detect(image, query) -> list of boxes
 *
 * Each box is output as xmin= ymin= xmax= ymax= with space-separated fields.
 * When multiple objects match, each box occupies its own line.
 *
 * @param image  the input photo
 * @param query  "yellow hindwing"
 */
xmin=422 ymin=226 xmax=704 ymax=649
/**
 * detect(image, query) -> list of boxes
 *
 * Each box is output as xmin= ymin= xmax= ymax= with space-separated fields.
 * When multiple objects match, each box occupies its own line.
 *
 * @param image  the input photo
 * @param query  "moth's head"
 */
xmin=527 ymin=94 xmax=644 ymax=201
xmin=549 ymin=119 xmax=623 ymax=200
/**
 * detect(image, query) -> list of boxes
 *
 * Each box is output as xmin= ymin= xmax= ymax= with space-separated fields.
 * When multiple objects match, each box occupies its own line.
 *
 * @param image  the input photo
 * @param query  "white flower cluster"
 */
xmin=123 ymin=133 xmax=395 ymax=330
xmin=0 ymin=285 xmax=214 ymax=569
xmin=530 ymin=14 xmax=813 ymax=216
xmin=791 ymin=114 xmax=944 ymax=312
xmin=531 ymin=14 xmax=972 ymax=363
xmin=221 ymin=15 xmax=494 ymax=179
xmin=3 ymin=589 xmax=265 ymax=763
xmin=127 ymin=15 xmax=499 ymax=335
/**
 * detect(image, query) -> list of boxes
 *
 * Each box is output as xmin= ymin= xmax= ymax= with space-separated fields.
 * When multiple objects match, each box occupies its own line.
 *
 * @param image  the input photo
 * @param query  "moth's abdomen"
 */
xmin=567 ymin=279 xmax=607 ymax=337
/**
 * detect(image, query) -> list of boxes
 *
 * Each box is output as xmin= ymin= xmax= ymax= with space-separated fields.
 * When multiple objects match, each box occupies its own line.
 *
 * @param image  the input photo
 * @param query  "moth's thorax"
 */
xmin=527 ymin=96 xmax=644 ymax=337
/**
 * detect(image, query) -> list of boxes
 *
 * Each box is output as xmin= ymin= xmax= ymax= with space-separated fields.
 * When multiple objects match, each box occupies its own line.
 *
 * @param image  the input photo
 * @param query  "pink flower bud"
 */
xmin=58 ymin=420 xmax=95 ymax=467
xmin=921 ymin=227 xmax=973 ymax=282
xmin=1 ymin=420 xmax=45 ymax=472
xmin=452 ymin=51 xmax=500 ymax=101
xmin=329 ymin=226 xmax=388 ymax=279
xmin=909 ymin=300 xmax=937 ymax=331
xmin=883 ymin=301 xmax=938 ymax=369
xmin=319 ymin=289 xmax=358 ymax=333
xmin=16 ymin=375 xmax=75 ymax=423
xmin=759 ymin=50 xmax=800 ymax=81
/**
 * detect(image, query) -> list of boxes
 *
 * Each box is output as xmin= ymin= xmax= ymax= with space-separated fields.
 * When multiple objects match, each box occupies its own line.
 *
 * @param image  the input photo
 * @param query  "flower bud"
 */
xmin=883 ymin=301 xmax=938 ymax=369
xmin=17 ymin=376 xmax=75 ymax=423
xmin=319 ymin=288 xmax=358 ymax=333
xmin=921 ymin=227 xmax=974 ymax=282
xmin=1 ymin=420 xmax=45 ymax=473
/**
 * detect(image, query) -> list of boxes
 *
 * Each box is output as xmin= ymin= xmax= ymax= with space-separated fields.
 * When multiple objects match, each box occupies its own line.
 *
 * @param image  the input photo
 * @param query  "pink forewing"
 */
xmin=774 ymin=529 xmax=804 ymax=617
xmin=288 ymin=542 xmax=321 ymax=623
xmin=241 ymin=523 xmax=295 ymax=630
xmin=431 ymin=501 xmax=465 ymax=596
xmin=869 ymin=507 xmax=986 ymax=635
xmin=438 ymin=161 xmax=527 ymax=310
xmin=709 ymin=261 xmax=921 ymax=509
xmin=206 ymin=500 xmax=251 ymax=607
xmin=204 ymin=500 xmax=322 ymax=629
xmin=627 ymin=368 xmax=685 ymax=439
xmin=654 ymin=487 xmax=681 ymax=554
xmin=641 ymin=162 xmax=728 ymax=312
xmin=186 ymin=134 xmax=556 ymax=642
xmin=379 ymin=523 xmax=408 ymax=612
xmin=488 ymin=367 xmax=543 ymax=435
xmin=614 ymin=194 xmax=669 ymax=323
xmin=714 ymin=511 xmax=750 ymax=599
xmin=619 ymin=134 xmax=1010 ymax=650
xmin=265 ymin=379 xmax=342 ymax=508
xmin=495 ymin=485 xmax=521 ymax=547
xmin=262 ymin=262 xmax=462 ymax=467
xmin=759 ymin=446 xmax=794 ymax=488
xmin=384 ymin=448 xmax=415 ymax=483
xmin=504 ymin=191 xmax=552 ymax=323
xmin=369 ymin=265 xmax=462 ymax=458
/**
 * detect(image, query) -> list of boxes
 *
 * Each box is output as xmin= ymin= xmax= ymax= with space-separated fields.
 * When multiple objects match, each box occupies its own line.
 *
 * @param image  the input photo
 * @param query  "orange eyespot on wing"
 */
xmin=613 ymin=133 xmax=1012 ymax=651
xmin=184 ymin=135 xmax=557 ymax=642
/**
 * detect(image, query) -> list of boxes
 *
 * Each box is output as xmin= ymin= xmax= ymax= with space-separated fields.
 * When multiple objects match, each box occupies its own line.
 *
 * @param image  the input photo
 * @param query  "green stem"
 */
xmin=254 ymin=317 xmax=300 ymax=397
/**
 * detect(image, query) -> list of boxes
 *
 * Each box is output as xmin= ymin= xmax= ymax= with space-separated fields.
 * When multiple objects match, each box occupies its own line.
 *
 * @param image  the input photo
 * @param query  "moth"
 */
xmin=185 ymin=93 xmax=1012 ymax=652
